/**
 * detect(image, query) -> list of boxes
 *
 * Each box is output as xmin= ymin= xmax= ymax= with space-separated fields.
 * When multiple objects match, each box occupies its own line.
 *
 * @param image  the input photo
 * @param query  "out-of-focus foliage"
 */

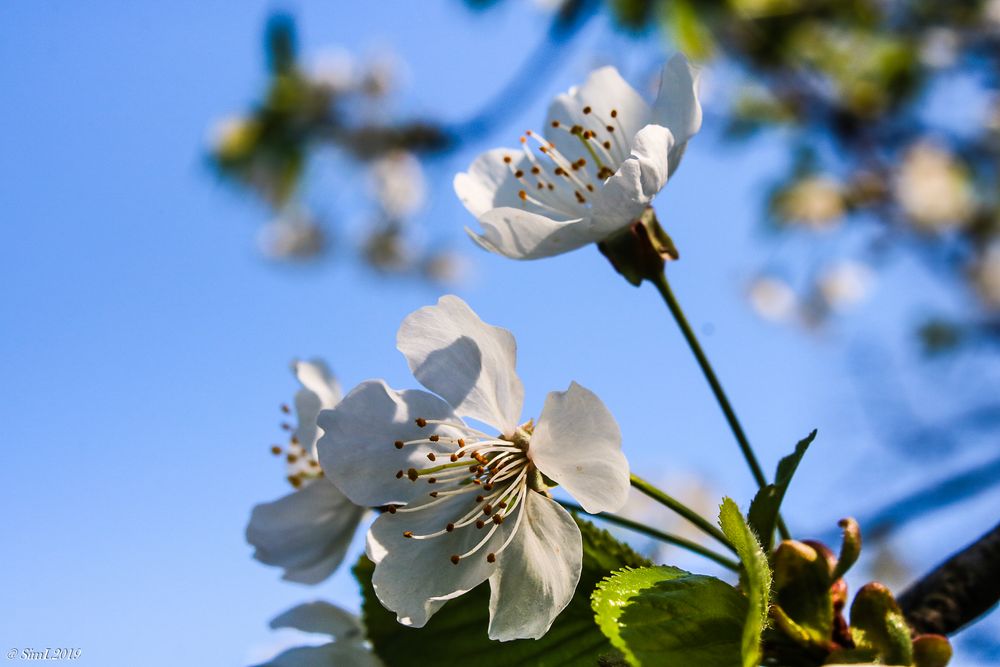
xmin=602 ymin=0 xmax=1000 ymax=345
xmin=209 ymin=14 xmax=461 ymax=280
xmin=214 ymin=2 xmax=1000 ymax=343
xmin=211 ymin=15 xmax=448 ymax=203
xmin=209 ymin=4 xmax=599 ymax=279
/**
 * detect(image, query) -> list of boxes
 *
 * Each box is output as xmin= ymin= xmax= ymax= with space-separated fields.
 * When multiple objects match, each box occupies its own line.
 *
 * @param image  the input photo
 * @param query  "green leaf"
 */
xmin=592 ymin=566 xmax=746 ymax=666
xmin=356 ymin=518 xmax=648 ymax=667
xmin=592 ymin=565 xmax=688 ymax=657
xmin=747 ymin=430 xmax=817 ymax=551
xmin=718 ymin=498 xmax=772 ymax=667
xmin=662 ymin=0 xmax=715 ymax=60
xmin=849 ymin=583 xmax=913 ymax=666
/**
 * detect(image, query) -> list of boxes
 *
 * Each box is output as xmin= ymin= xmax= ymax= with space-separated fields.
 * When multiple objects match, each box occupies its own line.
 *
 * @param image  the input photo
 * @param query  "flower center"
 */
xmin=389 ymin=417 xmax=538 ymax=565
xmin=502 ymin=104 xmax=630 ymax=218
xmin=270 ymin=403 xmax=324 ymax=489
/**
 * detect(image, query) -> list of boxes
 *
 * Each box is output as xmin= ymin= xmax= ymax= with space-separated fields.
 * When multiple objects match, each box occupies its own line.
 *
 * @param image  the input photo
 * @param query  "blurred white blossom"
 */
xmin=748 ymin=275 xmax=798 ymax=322
xmin=257 ymin=208 xmax=326 ymax=260
xmin=309 ymin=48 xmax=357 ymax=93
xmin=370 ymin=150 xmax=426 ymax=218
xmin=895 ymin=143 xmax=975 ymax=232
xmin=818 ymin=261 xmax=874 ymax=310
xmin=777 ymin=175 xmax=846 ymax=230
xmin=360 ymin=50 xmax=401 ymax=98
xmin=919 ymin=28 xmax=959 ymax=68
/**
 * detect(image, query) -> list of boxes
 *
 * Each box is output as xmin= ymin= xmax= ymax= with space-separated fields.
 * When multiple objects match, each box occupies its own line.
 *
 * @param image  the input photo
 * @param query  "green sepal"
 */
xmin=597 ymin=207 xmax=679 ymax=287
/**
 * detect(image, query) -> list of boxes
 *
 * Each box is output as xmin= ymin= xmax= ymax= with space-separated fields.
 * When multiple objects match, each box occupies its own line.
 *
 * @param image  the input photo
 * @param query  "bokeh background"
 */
xmin=1 ymin=1 xmax=998 ymax=665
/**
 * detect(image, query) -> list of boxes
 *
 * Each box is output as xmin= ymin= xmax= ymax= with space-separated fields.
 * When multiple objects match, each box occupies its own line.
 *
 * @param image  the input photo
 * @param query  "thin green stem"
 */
xmin=630 ymin=474 xmax=735 ymax=553
xmin=559 ymin=500 xmax=740 ymax=571
xmin=651 ymin=271 xmax=791 ymax=541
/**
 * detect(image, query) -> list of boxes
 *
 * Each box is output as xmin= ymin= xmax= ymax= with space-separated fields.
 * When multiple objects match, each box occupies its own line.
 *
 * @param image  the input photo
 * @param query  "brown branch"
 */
xmin=897 ymin=520 xmax=1000 ymax=636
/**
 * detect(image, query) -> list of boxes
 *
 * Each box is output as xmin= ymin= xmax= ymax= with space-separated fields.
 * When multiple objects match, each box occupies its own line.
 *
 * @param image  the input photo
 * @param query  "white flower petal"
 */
xmin=316 ymin=380 xmax=459 ymax=507
xmin=487 ymin=493 xmax=582 ymax=641
xmin=254 ymin=642 xmax=382 ymax=667
xmin=246 ymin=479 xmax=366 ymax=584
xmin=291 ymin=359 xmax=341 ymax=454
xmin=367 ymin=494 xmax=514 ymax=628
xmin=294 ymin=359 xmax=342 ymax=407
xmin=651 ymin=53 xmax=703 ymax=176
xmin=544 ymin=66 xmax=652 ymax=154
xmin=269 ymin=601 xmax=363 ymax=641
xmin=397 ymin=295 xmax=524 ymax=434
xmin=530 ymin=381 xmax=629 ymax=513
xmin=291 ymin=389 xmax=323 ymax=455
xmin=590 ymin=124 xmax=675 ymax=236
xmin=467 ymin=207 xmax=594 ymax=260
xmin=454 ymin=148 xmax=530 ymax=218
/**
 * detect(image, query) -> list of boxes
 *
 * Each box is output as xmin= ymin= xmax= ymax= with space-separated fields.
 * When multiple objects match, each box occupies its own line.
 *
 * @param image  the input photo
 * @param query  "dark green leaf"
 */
xmin=264 ymin=13 xmax=298 ymax=75
xmin=718 ymin=498 xmax=772 ymax=667
xmin=748 ymin=430 xmax=817 ymax=551
xmin=356 ymin=519 xmax=648 ymax=667
xmin=592 ymin=566 xmax=746 ymax=666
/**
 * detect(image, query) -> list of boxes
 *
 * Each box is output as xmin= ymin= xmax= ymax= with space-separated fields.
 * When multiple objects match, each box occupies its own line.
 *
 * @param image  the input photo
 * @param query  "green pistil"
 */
xmin=412 ymin=460 xmax=474 ymax=476
xmin=577 ymin=134 xmax=605 ymax=172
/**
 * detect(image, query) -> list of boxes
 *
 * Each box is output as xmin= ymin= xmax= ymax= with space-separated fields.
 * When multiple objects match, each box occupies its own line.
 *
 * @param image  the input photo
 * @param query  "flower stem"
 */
xmin=651 ymin=271 xmax=790 ymax=541
xmin=630 ymin=474 xmax=735 ymax=553
xmin=559 ymin=500 xmax=740 ymax=572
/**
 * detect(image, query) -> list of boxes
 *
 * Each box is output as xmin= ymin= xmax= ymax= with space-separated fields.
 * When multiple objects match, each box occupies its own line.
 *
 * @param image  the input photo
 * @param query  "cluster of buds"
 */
xmin=765 ymin=519 xmax=951 ymax=667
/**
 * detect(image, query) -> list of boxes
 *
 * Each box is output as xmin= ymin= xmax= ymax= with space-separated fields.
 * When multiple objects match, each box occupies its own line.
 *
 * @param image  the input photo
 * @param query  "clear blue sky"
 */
xmin=1 ymin=2 xmax=996 ymax=665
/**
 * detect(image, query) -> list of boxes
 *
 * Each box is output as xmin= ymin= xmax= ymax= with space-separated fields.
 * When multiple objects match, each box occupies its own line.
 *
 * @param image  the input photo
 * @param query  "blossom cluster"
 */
xmin=244 ymin=56 xmax=704 ymax=664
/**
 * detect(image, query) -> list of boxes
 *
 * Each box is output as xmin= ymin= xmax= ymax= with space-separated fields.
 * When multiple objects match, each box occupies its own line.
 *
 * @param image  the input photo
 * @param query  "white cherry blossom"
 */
xmin=252 ymin=601 xmax=382 ymax=667
xmin=817 ymin=261 xmax=874 ymax=310
xmin=895 ymin=143 xmax=975 ymax=231
xmin=317 ymin=296 xmax=629 ymax=640
xmin=369 ymin=150 xmax=426 ymax=219
xmin=257 ymin=207 xmax=326 ymax=261
xmin=454 ymin=54 xmax=701 ymax=260
xmin=247 ymin=360 xmax=366 ymax=584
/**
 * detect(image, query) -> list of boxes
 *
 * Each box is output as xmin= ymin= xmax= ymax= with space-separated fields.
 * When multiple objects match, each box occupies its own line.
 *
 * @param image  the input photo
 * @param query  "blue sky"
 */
xmin=1 ymin=2 xmax=997 ymax=665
